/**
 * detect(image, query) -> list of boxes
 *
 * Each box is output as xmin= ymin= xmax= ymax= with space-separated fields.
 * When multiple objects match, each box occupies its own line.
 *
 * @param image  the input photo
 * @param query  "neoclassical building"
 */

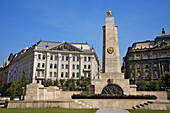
xmin=6 ymin=40 xmax=100 ymax=84
xmin=122 ymin=28 xmax=170 ymax=83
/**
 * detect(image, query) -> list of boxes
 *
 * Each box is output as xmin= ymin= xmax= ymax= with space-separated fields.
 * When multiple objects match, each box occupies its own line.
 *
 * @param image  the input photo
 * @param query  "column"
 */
xmin=32 ymin=52 xmax=37 ymax=83
xmin=45 ymin=52 xmax=50 ymax=80
xmin=68 ymin=54 xmax=72 ymax=79
xmin=79 ymin=55 xmax=83 ymax=78
xmin=57 ymin=53 xmax=61 ymax=79
xmin=91 ymin=55 xmax=95 ymax=85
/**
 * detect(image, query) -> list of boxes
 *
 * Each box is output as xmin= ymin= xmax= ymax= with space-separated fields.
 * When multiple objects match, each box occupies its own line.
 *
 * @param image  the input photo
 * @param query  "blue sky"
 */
xmin=0 ymin=0 xmax=170 ymax=66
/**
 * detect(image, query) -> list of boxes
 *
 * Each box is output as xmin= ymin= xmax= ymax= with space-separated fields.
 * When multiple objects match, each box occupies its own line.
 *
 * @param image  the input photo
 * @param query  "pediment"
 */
xmin=50 ymin=42 xmax=83 ymax=52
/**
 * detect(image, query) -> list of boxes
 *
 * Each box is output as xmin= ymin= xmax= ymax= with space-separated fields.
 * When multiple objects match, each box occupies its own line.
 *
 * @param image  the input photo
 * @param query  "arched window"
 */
xmin=66 ymin=64 xmax=68 ymax=69
xmin=88 ymin=65 xmax=91 ymax=69
xmin=61 ymin=72 xmax=63 ymax=77
xmin=62 ymin=64 xmax=64 ymax=69
xmin=72 ymin=72 xmax=75 ymax=77
xmin=50 ymin=64 xmax=53 ymax=68
xmin=73 ymin=64 xmax=75 ymax=69
xmin=154 ymin=71 xmax=158 ymax=78
xmin=65 ymin=72 xmax=68 ymax=77
xmin=42 ymin=63 xmax=45 ymax=68
xmin=54 ymin=64 xmax=57 ymax=68
xmin=145 ymin=70 xmax=149 ymax=77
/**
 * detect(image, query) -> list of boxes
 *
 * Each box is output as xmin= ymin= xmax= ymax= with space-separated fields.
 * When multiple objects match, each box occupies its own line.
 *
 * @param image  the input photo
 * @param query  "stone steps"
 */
xmin=132 ymin=100 xmax=170 ymax=110
xmin=74 ymin=100 xmax=92 ymax=108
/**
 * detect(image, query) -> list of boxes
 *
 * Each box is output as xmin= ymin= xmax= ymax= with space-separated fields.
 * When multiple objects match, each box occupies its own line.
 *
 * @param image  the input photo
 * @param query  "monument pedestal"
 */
xmin=94 ymin=73 xmax=136 ymax=95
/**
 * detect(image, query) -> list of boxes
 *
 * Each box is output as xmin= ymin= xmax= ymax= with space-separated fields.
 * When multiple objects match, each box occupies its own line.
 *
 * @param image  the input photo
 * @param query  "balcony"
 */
xmin=83 ymin=69 xmax=91 ymax=72
xmin=36 ymin=67 xmax=45 ymax=71
xmin=35 ymin=76 xmax=45 ymax=80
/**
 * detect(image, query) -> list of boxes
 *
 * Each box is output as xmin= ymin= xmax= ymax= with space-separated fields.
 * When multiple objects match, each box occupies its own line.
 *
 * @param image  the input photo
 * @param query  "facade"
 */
xmin=0 ymin=53 xmax=13 ymax=85
xmin=6 ymin=40 xmax=100 ymax=84
xmin=122 ymin=28 xmax=170 ymax=83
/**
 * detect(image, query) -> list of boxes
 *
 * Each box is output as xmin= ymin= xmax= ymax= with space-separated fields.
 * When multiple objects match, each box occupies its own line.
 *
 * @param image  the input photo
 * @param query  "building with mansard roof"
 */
xmin=5 ymin=40 xmax=100 ymax=84
xmin=122 ymin=28 xmax=170 ymax=84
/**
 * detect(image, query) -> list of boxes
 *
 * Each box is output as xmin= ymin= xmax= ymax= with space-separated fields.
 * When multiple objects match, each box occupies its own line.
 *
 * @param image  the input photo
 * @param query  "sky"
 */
xmin=0 ymin=0 xmax=170 ymax=66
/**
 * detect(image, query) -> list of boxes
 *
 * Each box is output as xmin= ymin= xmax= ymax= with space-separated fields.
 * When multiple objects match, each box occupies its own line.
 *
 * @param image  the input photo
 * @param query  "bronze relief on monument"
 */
xmin=107 ymin=47 xmax=114 ymax=54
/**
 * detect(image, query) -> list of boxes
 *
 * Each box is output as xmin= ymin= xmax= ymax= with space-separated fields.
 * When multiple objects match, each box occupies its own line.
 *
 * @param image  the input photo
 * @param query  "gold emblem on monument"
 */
xmin=107 ymin=10 xmax=112 ymax=17
xmin=107 ymin=47 xmax=114 ymax=54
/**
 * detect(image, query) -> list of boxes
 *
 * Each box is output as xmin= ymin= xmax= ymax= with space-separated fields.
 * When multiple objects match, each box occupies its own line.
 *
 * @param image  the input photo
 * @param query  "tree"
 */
xmin=148 ymin=80 xmax=160 ymax=91
xmin=42 ymin=79 xmax=53 ymax=87
xmin=136 ymin=80 xmax=149 ymax=91
xmin=160 ymin=72 xmax=170 ymax=90
xmin=5 ymin=81 xmax=17 ymax=99
xmin=54 ymin=79 xmax=59 ymax=87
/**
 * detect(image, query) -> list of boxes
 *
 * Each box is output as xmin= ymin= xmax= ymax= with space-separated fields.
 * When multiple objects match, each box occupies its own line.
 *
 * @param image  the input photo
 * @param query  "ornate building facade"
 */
xmin=122 ymin=28 xmax=170 ymax=83
xmin=4 ymin=40 xmax=100 ymax=84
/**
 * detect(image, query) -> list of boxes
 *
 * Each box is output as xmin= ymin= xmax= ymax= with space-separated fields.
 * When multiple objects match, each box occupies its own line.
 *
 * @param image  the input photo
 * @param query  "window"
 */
xmin=145 ymin=64 xmax=149 ymax=68
xmin=42 ymin=63 xmax=45 ymax=68
xmin=50 ymin=55 xmax=53 ymax=60
xmin=136 ymin=55 xmax=141 ymax=60
xmin=77 ymin=56 xmax=79 ymax=61
xmin=54 ymin=64 xmax=57 ymax=68
xmin=38 ymin=54 xmax=41 ymax=60
xmin=137 ymin=72 xmax=141 ymax=77
xmin=55 ymin=56 xmax=57 ymax=60
xmin=77 ymin=65 xmax=79 ymax=69
xmin=144 ymin=55 xmax=148 ymax=59
xmin=62 ymin=64 xmax=64 ymax=69
xmin=43 ymin=55 xmax=45 ymax=60
xmin=66 ymin=64 xmax=68 ymax=69
xmin=62 ymin=56 xmax=64 ymax=61
xmin=84 ymin=73 xmax=86 ymax=78
xmin=130 ymin=65 xmax=132 ymax=69
xmin=65 ymin=72 xmax=68 ymax=77
xmin=50 ymin=72 xmax=52 ymax=77
xmin=153 ymin=55 xmax=157 ymax=58
xmin=37 ymin=63 xmax=40 ymax=67
xmin=73 ymin=64 xmax=75 ymax=69
xmin=137 ymin=64 xmax=140 ymax=69
xmin=154 ymin=63 xmax=157 ymax=68
xmin=84 ymin=57 xmax=87 ymax=61
xmin=42 ymin=71 xmax=44 ymax=77
xmin=130 ymin=73 xmax=133 ymax=78
xmin=61 ymin=72 xmax=63 ymax=77
xmin=88 ymin=72 xmax=91 ymax=78
xmin=154 ymin=71 xmax=158 ymax=78
xmin=73 ymin=56 xmax=75 ymax=61
xmin=54 ymin=72 xmax=57 ymax=77
xmin=88 ymin=57 xmax=91 ymax=61
xmin=145 ymin=71 xmax=149 ymax=77
xmin=50 ymin=64 xmax=53 ymax=68
xmin=162 ymin=54 xmax=167 ymax=58
xmin=66 ymin=56 xmax=68 ymax=61
xmin=37 ymin=71 xmax=40 ymax=77
xmin=77 ymin=72 xmax=79 ymax=77
xmin=88 ymin=65 xmax=91 ymax=69
xmin=84 ymin=65 xmax=87 ymax=69
xmin=72 ymin=72 xmax=75 ymax=77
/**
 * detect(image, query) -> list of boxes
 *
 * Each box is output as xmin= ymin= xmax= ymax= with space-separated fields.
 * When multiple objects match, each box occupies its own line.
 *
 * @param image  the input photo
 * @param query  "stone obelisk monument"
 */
xmin=94 ymin=11 xmax=136 ymax=95
xmin=102 ymin=10 xmax=121 ymax=73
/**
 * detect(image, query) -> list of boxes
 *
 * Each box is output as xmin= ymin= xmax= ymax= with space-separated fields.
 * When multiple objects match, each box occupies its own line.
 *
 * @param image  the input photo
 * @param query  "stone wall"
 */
xmin=61 ymin=91 xmax=88 ymax=99
xmin=6 ymin=99 xmax=153 ymax=109
xmin=24 ymin=83 xmax=61 ymax=101
xmin=136 ymin=91 xmax=167 ymax=100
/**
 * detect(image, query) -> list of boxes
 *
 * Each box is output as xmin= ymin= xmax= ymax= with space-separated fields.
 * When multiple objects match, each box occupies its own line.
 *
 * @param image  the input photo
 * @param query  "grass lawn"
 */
xmin=128 ymin=109 xmax=170 ymax=113
xmin=0 ymin=108 xmax=98 ymax=113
